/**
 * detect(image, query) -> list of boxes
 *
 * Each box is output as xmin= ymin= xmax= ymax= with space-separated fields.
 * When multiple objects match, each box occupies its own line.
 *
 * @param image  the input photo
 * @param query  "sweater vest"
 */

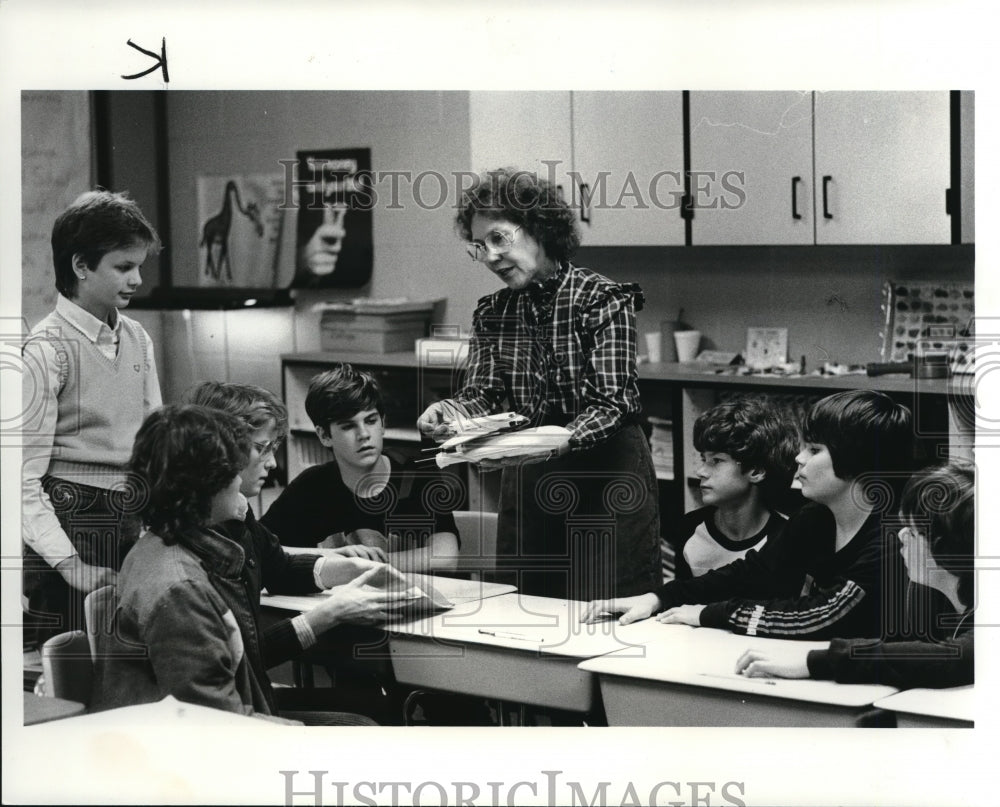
xmin=29 ymin=310 xmax=151 ymax=488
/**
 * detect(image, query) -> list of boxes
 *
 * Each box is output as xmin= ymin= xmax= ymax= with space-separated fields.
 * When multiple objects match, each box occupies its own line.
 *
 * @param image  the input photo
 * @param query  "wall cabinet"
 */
xmin=689 ymin=91 xmax=814 ymax=245
xmin=469 ymin=91 xmax=574 ymax=200
xmin=570 ymin=92 xmax=686 ymax=246
xmin=469 ymin=91 xmax=686 ymax=246
xmin=813 ymin=91 xmax=951 ymax=244
xmin=690 ymin=91 xmax=953 ymax=245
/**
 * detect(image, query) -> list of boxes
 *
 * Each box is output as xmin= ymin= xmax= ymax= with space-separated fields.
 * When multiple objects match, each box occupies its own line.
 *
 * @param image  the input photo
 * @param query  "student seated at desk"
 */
xmin=671 ymin=397 xmax=799 ymax=580
xmin=91 ymin=405 xmax=409 ymax=724
xmin=185 ymin=381 xmax=396 ymax=676
xmin=736 ymin=462 xmax=974 ymax=689
xmin=262 ymin=364 xmax=460 ymax=574
xmin=583 ymin=390 xmax=913 ymax=640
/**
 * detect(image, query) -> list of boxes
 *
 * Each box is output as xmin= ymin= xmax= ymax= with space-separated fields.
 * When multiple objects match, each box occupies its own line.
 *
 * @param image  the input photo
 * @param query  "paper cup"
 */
xmin=674 ymin=330 xmax=702 ymax=362
xmin=644 ymin=332 xmax=662 ymax=363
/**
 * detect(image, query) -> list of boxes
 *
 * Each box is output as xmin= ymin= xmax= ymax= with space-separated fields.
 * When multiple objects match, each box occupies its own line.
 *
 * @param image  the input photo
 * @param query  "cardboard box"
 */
xmin=320 ymin=310 xmax=431 ymax=353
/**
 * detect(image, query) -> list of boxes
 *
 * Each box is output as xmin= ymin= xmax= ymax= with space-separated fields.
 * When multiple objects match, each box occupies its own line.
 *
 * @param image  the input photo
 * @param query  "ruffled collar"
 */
xmin=526 ymin=261 xmax=570 ymax=305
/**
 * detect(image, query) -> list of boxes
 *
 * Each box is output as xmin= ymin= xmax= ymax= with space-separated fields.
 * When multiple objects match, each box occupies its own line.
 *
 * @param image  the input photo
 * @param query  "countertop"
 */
xmin=282 ymin=351 xmax=962 ymax=396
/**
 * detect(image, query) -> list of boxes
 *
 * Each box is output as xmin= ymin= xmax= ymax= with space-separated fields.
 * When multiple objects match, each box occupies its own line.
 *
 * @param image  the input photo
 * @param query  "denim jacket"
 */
xmin=91 ymin=526 xmax=277 ymax=716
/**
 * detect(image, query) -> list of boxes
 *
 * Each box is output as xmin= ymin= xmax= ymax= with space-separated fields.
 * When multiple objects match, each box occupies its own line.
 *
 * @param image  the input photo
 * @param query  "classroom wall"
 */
xmin=582 ymin=243 xmax=974 ymax=371
xmin=21 ymin=91 xmax=93 ymax=331
xmin=154 ymin=90 xmax=498 ymax=402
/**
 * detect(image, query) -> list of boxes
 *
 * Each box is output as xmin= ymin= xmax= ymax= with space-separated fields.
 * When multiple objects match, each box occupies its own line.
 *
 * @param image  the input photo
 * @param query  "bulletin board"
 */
xmin=881 ymin=280 xmax=975 ymax=372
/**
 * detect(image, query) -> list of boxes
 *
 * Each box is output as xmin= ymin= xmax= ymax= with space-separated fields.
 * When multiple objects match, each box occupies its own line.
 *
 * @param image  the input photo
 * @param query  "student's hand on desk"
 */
xmin=329 ymin=544 xmax=388 ymax=562
xmin=580 ymin=592 xmax=662 ymax=625
xmin=317 ymin=555 xmax=400 ymax=588
xmin=655 ymin=604 xmax=705 ymax=626
xmin=311 ymin=566 xmax=412 ymax=628
xmin=55 ymin=556 xmax=117 ymax=593
xmin=735 ymin=646 xmax=812 ymax=680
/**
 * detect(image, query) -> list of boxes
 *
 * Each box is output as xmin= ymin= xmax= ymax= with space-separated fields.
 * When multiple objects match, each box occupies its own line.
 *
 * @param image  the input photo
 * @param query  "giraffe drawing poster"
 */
xmin=197 ymin=174 xmax=285 ymax=288
xmin=292 ymin=147 xmax=374 ymax=289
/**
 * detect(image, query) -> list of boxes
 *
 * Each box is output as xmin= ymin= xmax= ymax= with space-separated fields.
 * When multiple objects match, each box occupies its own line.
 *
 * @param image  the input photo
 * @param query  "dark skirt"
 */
xmin=23 ymin=476 xmax=143 ymax=647
xmin=493 ymin=422 xmax=661 ymax=601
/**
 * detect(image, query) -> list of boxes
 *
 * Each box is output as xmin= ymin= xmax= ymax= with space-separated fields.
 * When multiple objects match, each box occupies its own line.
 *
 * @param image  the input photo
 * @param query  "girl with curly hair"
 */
xmin=91 ymin=404 xmax=408 ymax=723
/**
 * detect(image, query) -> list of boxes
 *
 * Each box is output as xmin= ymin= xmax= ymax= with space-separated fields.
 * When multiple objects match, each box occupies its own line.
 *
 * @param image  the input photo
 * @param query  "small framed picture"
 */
xmin=746 ymin=327 xmax=788 ymax=369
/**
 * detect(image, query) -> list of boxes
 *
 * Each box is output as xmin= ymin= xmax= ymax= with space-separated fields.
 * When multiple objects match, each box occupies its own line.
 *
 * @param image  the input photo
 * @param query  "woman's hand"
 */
xmin=735 ymin=646 xmax=813 ymax=680
xmin=580 ymin=592 xmax=661 ymax=625
xmin=417 ymin=400 xmax=469 ymax=443
xmin=474 ymin=439 xmax=570 ymax=471
xmin=655 ymin=604 xmax=705 ymax=626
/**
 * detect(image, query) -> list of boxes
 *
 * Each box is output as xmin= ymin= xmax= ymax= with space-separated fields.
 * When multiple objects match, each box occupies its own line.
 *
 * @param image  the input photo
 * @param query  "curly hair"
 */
xmin=455 ymin=167 xmax=580 ymax=262
xmin=185 ymin=381 xmax=289 ymax=440
xmin=305 ymin=364 xmax=384 ymax=436
xmin=899 ymin=461 xmax=975 ymax=607
xmin=802 ymin=390 xmax=913 ymax=480
xmin=52 ymin=189 xmax=162 ymax=298
xmin=128 ymin=405 xmax=250 ymax=545
xmin=694 ymin=396 xmax=800 ymax=506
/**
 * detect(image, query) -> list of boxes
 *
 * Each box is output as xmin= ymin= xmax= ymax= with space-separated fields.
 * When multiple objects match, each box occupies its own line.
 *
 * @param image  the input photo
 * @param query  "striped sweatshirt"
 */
xmin=654 ymin=503 xmax=906 ymax=640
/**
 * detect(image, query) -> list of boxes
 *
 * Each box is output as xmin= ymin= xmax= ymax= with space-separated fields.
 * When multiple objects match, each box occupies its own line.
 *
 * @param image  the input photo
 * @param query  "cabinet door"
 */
xmin=571 ymin=91 xmax=685 ymax=246
xmin=469 ymin=91 xmax=573 ymax=200
xmin=814 ymin=91 xmax=950 ymax=244
xmin=689 ymin=91 xmax=814 ymax=245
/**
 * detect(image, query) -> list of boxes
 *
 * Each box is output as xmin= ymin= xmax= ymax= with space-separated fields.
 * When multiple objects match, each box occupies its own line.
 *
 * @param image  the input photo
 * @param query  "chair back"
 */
xmin=40 ymin=630 xmax=93 ymax=706
xmin=452 ymin=511 xmax=498 ymax=580
xmin=84 ymin=585 xmax=117 ymax=658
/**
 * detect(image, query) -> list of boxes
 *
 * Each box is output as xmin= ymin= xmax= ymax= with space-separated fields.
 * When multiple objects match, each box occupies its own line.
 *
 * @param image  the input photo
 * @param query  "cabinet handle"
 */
xmin=791 ymin=176 xmax=803 ymax=220
xmin=580 ymin=182 xmax=591 ymax=224
xmin=822 ymin=175 xmax=833 ymax=220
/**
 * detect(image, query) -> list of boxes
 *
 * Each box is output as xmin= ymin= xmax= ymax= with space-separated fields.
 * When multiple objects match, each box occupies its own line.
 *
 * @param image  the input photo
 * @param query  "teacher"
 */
xmin=418 ymin=168 xmax=660 ymax=602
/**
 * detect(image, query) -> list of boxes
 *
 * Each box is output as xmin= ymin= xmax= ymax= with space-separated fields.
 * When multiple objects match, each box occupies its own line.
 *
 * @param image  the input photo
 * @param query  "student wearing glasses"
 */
xmin=417 ymin=167 xmax=660 ymax=603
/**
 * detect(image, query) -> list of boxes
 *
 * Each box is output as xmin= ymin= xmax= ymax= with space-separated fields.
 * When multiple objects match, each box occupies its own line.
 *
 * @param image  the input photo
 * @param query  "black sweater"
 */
xmin=654 ymin=503 xmax=906 ymax=640
xmin=807 ymin=605 xmax=974 ymax=689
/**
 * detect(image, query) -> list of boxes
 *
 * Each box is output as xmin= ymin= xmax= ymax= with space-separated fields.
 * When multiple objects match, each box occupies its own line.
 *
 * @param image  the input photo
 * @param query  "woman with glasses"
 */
xmin=418 ymin=168 xmax=661 ymax=603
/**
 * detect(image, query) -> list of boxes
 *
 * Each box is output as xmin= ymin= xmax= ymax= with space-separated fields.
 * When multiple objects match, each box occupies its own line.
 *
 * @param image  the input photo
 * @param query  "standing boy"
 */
xmin=672 ymin=397 xmax=799 ymax=579
xmin=22 ymin=190 xmax=161 ymax=645
xmin=583 ymin=390 xmax=914 ymax=640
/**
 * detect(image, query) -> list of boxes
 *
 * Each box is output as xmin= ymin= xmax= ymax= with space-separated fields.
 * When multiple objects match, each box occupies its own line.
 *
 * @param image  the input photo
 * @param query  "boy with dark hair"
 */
xmin=583 ymin=390 xmax=915 ymax=641
xmin=262 ymin=364 xmax=460 ymax=573
xmin=22 ymin=190 xmax=162 ymax=646
xmin=672 ymin=396 xmax=799 ymax=579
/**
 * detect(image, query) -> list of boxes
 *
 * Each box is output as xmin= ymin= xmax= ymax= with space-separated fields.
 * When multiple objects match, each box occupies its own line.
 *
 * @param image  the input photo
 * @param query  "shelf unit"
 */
xmin=281 ymin=351 xmax=968 ymax=524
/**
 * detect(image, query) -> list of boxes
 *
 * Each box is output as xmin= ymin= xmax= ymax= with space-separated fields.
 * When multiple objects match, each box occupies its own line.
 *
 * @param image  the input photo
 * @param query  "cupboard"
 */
xmin=689 ymin=91 xmax=952 ymax=245
xmin=470 ymin=90 xmax=964 ymax=247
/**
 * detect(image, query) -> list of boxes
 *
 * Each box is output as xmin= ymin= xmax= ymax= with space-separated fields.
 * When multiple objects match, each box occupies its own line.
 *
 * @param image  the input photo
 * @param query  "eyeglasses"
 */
xmin=466 ymin=226 xmax=521 ymax=262
xmin=252 ymin=437 xmax=284 ymax=457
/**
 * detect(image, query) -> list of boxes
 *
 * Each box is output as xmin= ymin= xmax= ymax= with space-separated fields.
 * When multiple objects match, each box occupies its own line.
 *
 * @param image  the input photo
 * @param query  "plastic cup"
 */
xmin=674 ymin=330 xmax=702 ymax=362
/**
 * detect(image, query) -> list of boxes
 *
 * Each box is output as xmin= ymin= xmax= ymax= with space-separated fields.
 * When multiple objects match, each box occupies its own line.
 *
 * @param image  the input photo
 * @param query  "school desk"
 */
xmin=387 ymin=593 xmax=636 ymax=714
xmin=577 ymin=621 xmax=899 ymax=727
xmin=22 ymin=694 xmax=282 ymax=729
xmin=23 ymin=692 xmax=86 ymax=726
xmin=872 ymin=686 xmax=974 ymax=728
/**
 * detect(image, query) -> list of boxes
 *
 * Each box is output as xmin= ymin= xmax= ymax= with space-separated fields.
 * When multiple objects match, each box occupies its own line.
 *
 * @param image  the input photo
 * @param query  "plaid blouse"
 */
xmin=452 ymin=262 xmax=644 ymax=451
